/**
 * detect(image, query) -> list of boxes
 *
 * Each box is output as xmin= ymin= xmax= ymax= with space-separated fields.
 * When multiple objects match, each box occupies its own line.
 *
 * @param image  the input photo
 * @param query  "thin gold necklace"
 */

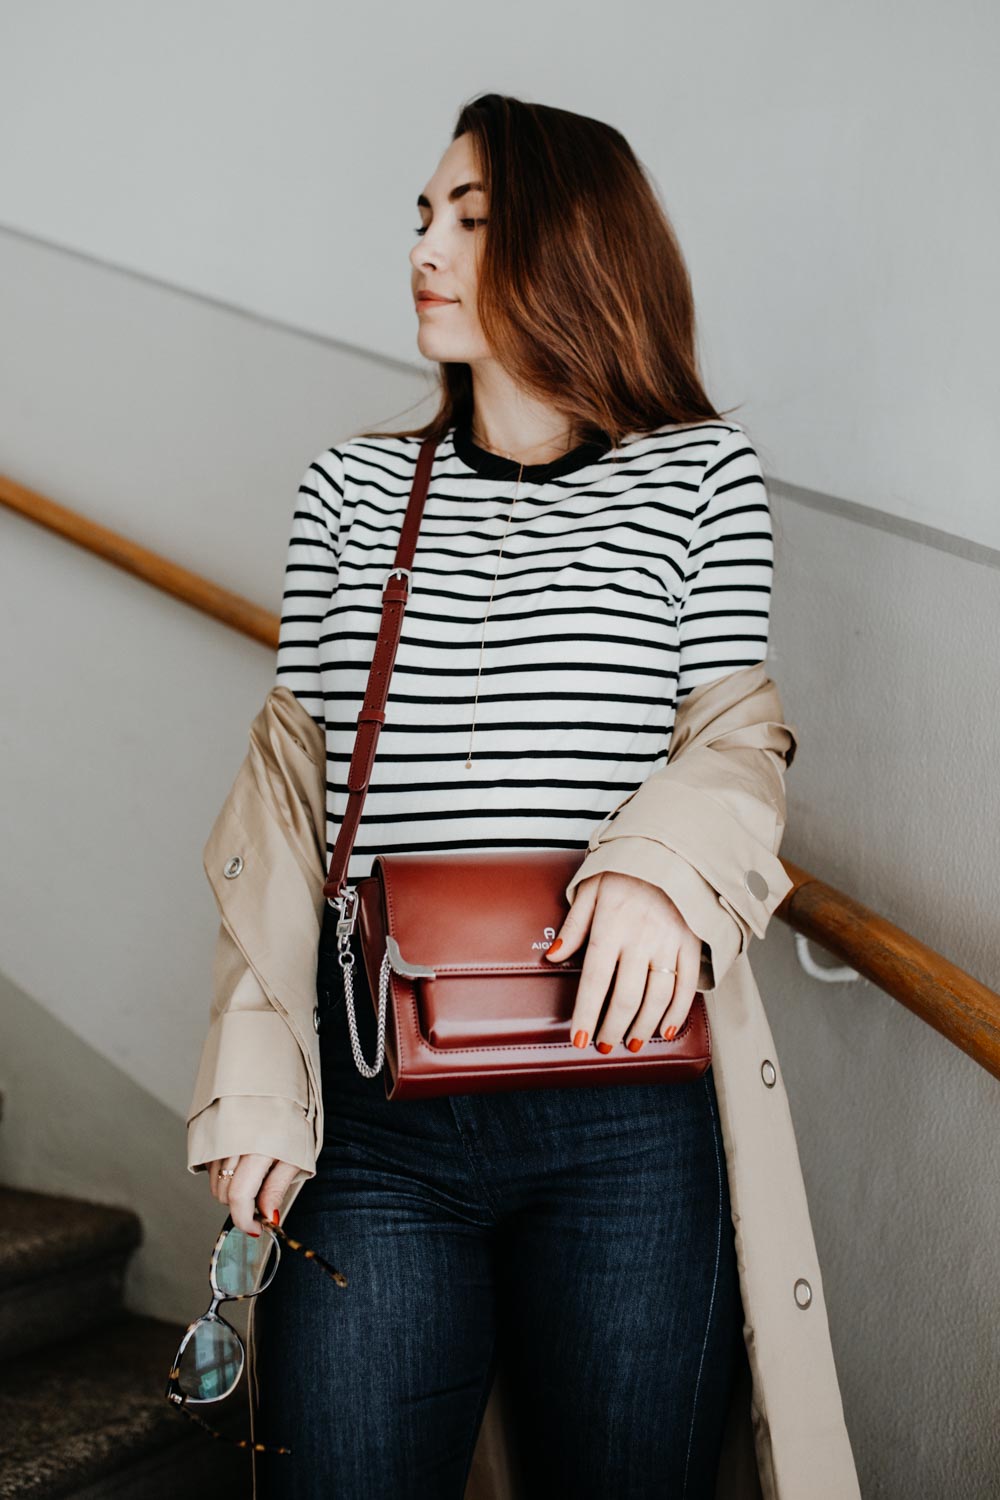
xmin=465 ymin=456 xmax=524 ymax=770
xmin=463 ymin=421 xmax=575 ymax=770
xmin=470 ymin=422 xmax=574 ymax=468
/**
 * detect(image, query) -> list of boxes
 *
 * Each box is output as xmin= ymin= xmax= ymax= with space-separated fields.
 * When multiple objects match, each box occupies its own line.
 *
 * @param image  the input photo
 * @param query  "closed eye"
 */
xmin=413 ymin=219 xmax=487 ymax=236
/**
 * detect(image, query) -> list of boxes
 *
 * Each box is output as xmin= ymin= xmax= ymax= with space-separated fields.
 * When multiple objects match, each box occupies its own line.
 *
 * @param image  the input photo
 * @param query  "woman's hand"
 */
xmin=544 ymin=870 xmax=702 ymax=1052
xmin=207 ymin=1154 xmax=301 ymax=1235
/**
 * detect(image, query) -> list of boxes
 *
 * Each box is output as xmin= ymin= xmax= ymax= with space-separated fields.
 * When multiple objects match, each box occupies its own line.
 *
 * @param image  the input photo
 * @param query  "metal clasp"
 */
xmin=326 ymin=885 xmax=359 ymax=939
xmin=382 ymin=566 xmax=412 ymax=592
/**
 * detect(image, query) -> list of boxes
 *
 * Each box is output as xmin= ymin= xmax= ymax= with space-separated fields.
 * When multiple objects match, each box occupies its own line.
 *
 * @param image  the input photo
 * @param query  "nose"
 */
xmin=409 ymin=230 xmax=447 ymax=273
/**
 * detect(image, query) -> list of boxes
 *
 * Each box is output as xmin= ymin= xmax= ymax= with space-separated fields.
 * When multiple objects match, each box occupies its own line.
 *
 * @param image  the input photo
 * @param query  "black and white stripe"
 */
xmin=275 ymin=420 xmax=775 ymax=881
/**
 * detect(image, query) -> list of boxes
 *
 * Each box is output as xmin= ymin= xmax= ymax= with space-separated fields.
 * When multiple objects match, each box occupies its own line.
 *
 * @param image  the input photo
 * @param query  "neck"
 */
xmin=466 ymin=373 xmax=578 ymax=466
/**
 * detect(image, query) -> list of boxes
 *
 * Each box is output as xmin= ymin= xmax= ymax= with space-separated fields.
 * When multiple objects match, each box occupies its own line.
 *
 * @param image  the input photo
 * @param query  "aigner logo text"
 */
xmin=531 ymin=926 xmax=557 ymax=952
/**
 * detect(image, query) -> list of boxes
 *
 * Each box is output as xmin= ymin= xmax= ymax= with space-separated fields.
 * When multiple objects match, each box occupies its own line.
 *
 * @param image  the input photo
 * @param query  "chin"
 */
xmin=416 ymin=332 xmax=472 ymax=362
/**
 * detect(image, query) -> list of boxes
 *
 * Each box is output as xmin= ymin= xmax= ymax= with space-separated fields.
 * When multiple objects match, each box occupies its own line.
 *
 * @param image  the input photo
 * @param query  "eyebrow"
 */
xmin=416 ymin=181 xmax=485 ymax=209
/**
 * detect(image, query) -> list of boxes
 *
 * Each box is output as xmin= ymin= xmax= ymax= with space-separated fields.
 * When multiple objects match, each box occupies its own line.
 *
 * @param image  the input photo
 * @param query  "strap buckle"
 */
xmin=382 ymin=566 xmax=411 ymax=593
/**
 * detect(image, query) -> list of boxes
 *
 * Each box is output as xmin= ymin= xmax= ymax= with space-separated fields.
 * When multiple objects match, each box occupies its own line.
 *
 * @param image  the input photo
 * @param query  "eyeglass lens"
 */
xmin=214 ymin=1224 xmax=279 ymax=1296
xmin=176 ymin=1315 xmax=244 ymax=1402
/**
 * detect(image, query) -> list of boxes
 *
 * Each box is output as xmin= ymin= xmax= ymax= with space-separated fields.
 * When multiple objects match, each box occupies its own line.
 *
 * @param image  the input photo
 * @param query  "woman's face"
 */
xmin=411 ymin=133 xmax=492 ymax=364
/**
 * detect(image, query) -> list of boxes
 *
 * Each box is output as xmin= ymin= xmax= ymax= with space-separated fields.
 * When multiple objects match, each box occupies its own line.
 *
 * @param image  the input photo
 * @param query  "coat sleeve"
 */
xmin=564 ymin=427 xmax=798 ymax=993
xmin=564 ymin=665 xmax=798 ymax=992
xmin=185 ymin=685 xmax=330 ymax=1179
xmin=185 ymin=917 xmax=317 ymax=1177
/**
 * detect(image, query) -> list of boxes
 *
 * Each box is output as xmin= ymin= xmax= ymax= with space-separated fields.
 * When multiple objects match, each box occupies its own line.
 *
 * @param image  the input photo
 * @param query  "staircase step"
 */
xmin=0 ymin=1188 xmax=141 ymax=1362
xmin=0 ymin=1311 xmax=250 ymax=1499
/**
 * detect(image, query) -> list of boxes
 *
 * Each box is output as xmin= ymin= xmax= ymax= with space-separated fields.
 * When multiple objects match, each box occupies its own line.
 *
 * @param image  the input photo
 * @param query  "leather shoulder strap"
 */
xmin=322 ymin=436 xmax=437 ymax=900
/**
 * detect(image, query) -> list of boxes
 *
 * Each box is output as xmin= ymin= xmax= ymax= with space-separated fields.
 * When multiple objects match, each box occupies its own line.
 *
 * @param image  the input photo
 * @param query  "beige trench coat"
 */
xmin=186 ymin=663 xmax=861 ymax=1499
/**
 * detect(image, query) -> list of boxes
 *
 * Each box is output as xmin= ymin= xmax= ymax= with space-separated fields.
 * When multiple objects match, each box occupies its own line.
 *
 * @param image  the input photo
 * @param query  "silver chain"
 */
xmin=340 ymin=942 xmax=391 ymax=1078
xmin=330 ymin=887 xmax=390 ymax=1078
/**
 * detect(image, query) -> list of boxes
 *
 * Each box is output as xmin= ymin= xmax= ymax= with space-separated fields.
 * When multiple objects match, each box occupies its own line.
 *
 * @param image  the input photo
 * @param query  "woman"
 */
xmin=191 ymin=95 xmax=849 ymax=1498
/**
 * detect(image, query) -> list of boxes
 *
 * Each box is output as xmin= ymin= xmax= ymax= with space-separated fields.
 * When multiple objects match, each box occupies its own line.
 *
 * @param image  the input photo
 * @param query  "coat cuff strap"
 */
xmin=564 ymin=837 xmax=749 ymax=992
xmin=585 ymin=782 xmax=793 ymax=933
xmin=187 ymin=1010 xmax=311 ymax=1120
xmin=187 ymin=1095 xmax=316 ymax=1177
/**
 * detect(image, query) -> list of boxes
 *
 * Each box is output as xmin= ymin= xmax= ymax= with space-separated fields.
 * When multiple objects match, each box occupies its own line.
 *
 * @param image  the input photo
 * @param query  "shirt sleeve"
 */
xmin=273 ymin=446 xmax=346 ymax=725
xmin=676 ymin=425 xmax=774 ymax=700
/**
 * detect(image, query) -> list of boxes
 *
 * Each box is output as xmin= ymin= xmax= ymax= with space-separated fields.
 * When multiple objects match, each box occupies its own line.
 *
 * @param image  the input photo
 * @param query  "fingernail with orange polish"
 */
xmin=573 ymin=1029 xmax=589 ymax=1048
xmin=596 ymin=1040 xmax=614 ymax=1054
xmin=664 ymin=1025 xmax=677 ymax=1041
xmin=547 ymin=938 xmax=563 ymax=956
xmin=627 ymin=1038 xmax=644 ymax=1052
xmin=272 ymin=1209 xmax=280 ymax=1226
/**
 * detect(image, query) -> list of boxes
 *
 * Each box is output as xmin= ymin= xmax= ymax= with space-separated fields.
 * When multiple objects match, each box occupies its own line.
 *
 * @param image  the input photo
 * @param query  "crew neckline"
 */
xmin=452 ymin=419 xmax=613 ymax=481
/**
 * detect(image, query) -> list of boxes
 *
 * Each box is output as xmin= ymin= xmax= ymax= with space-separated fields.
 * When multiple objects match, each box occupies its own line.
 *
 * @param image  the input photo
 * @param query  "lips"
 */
xmin=417 ymin=293 xmax=457 ymax=304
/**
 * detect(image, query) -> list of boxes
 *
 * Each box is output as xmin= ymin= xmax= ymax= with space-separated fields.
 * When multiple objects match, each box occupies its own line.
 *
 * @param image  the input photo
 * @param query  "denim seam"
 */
xmin=680 ymin=1071 xmax=725 ymax=1499
xmin=447 ymin=1099 xmax=503 ymax=1223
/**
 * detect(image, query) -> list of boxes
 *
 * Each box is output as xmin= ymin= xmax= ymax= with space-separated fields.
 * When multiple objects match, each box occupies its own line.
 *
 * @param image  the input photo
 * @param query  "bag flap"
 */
xmin=375 ymin=849 xmax=587 ymax=975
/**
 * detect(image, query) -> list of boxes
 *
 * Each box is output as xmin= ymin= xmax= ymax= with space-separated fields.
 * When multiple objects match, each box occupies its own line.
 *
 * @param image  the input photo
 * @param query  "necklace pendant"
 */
xmin=464 ymin=758 xmax=473 ymax=770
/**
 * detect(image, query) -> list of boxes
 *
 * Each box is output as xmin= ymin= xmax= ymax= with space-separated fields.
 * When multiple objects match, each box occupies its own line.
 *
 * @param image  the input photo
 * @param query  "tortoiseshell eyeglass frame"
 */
xmin=164 ymin=1210 xmax=348 ymax=1455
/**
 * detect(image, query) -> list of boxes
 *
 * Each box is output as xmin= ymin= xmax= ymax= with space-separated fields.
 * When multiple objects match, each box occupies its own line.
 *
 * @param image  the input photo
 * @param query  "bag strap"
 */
xmin=322 ymin=436 xmax=438 ymax=902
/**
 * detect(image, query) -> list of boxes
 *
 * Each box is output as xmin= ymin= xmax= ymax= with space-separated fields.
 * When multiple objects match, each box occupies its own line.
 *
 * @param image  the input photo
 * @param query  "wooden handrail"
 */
xmin=776 ymin=863 xmax=1000 ymax=1082
xmin=0 ymin=474 xmax=279 ymax=648
xmin=4 ymin=473 xmax=999 ymax=1081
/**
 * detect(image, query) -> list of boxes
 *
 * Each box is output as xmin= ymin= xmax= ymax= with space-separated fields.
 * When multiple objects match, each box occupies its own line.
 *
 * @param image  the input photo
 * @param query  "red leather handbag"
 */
xmin=321 ymin=438 xmax=711 ymax=1099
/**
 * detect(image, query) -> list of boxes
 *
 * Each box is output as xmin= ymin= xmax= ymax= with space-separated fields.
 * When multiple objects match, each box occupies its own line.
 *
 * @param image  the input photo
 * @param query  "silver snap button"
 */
xmin=761 ymin=1058 xmax=777 ymax=1088
xmin=793 ymin=1278 xmax=813 ymax=1309
xmin=744 ymin=869 xmax=769 ymax=901
xmin=223 ymin=855 xmax=244 ymax=879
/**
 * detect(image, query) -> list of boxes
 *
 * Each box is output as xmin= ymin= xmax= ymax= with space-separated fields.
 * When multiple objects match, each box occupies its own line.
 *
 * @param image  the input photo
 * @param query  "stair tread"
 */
xmin=0 ymin=1311 xmax=249 ymax=1498
xmin=0 ymin=1188 xmax=141 ymax=1290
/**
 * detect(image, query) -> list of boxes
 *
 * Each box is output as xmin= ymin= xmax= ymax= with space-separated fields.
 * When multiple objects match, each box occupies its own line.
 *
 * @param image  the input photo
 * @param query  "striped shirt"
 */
xmin=274 ymin=418 xmax=774 ymax=882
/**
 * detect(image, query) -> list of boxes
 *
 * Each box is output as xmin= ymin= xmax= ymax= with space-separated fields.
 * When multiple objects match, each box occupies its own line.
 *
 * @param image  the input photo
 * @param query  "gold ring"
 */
xmin=648 ymin=964 xmax=678 ymax=976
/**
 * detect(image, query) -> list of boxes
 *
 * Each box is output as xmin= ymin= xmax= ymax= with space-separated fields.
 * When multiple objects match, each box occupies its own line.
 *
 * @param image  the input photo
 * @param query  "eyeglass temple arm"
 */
xmin=167 ymin=1390 xmax=292 ymax=1455
xmin=265 ymin=1218 xmax=349 ymax=1287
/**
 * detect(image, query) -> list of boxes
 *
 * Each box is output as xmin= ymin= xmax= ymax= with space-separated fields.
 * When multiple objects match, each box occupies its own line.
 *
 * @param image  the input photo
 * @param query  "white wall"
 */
xmin=2 ymin=0 xmax=998 ymax=546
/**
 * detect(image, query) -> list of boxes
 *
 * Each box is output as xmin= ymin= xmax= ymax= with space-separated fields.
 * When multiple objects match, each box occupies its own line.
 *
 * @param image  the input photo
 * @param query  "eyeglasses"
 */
xmin=164 ymin=1210 xmax=347 ymax=1454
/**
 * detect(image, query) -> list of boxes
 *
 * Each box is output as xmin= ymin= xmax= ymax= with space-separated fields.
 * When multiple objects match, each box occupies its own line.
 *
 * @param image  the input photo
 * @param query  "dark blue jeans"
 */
xmin=253 ymin=902 xmax=741 ymax=1499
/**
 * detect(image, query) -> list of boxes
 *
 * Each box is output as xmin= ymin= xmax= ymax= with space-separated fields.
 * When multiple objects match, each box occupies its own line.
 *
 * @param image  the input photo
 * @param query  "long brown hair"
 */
xmin=359 ymin=92 xmax=737 ymax=447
